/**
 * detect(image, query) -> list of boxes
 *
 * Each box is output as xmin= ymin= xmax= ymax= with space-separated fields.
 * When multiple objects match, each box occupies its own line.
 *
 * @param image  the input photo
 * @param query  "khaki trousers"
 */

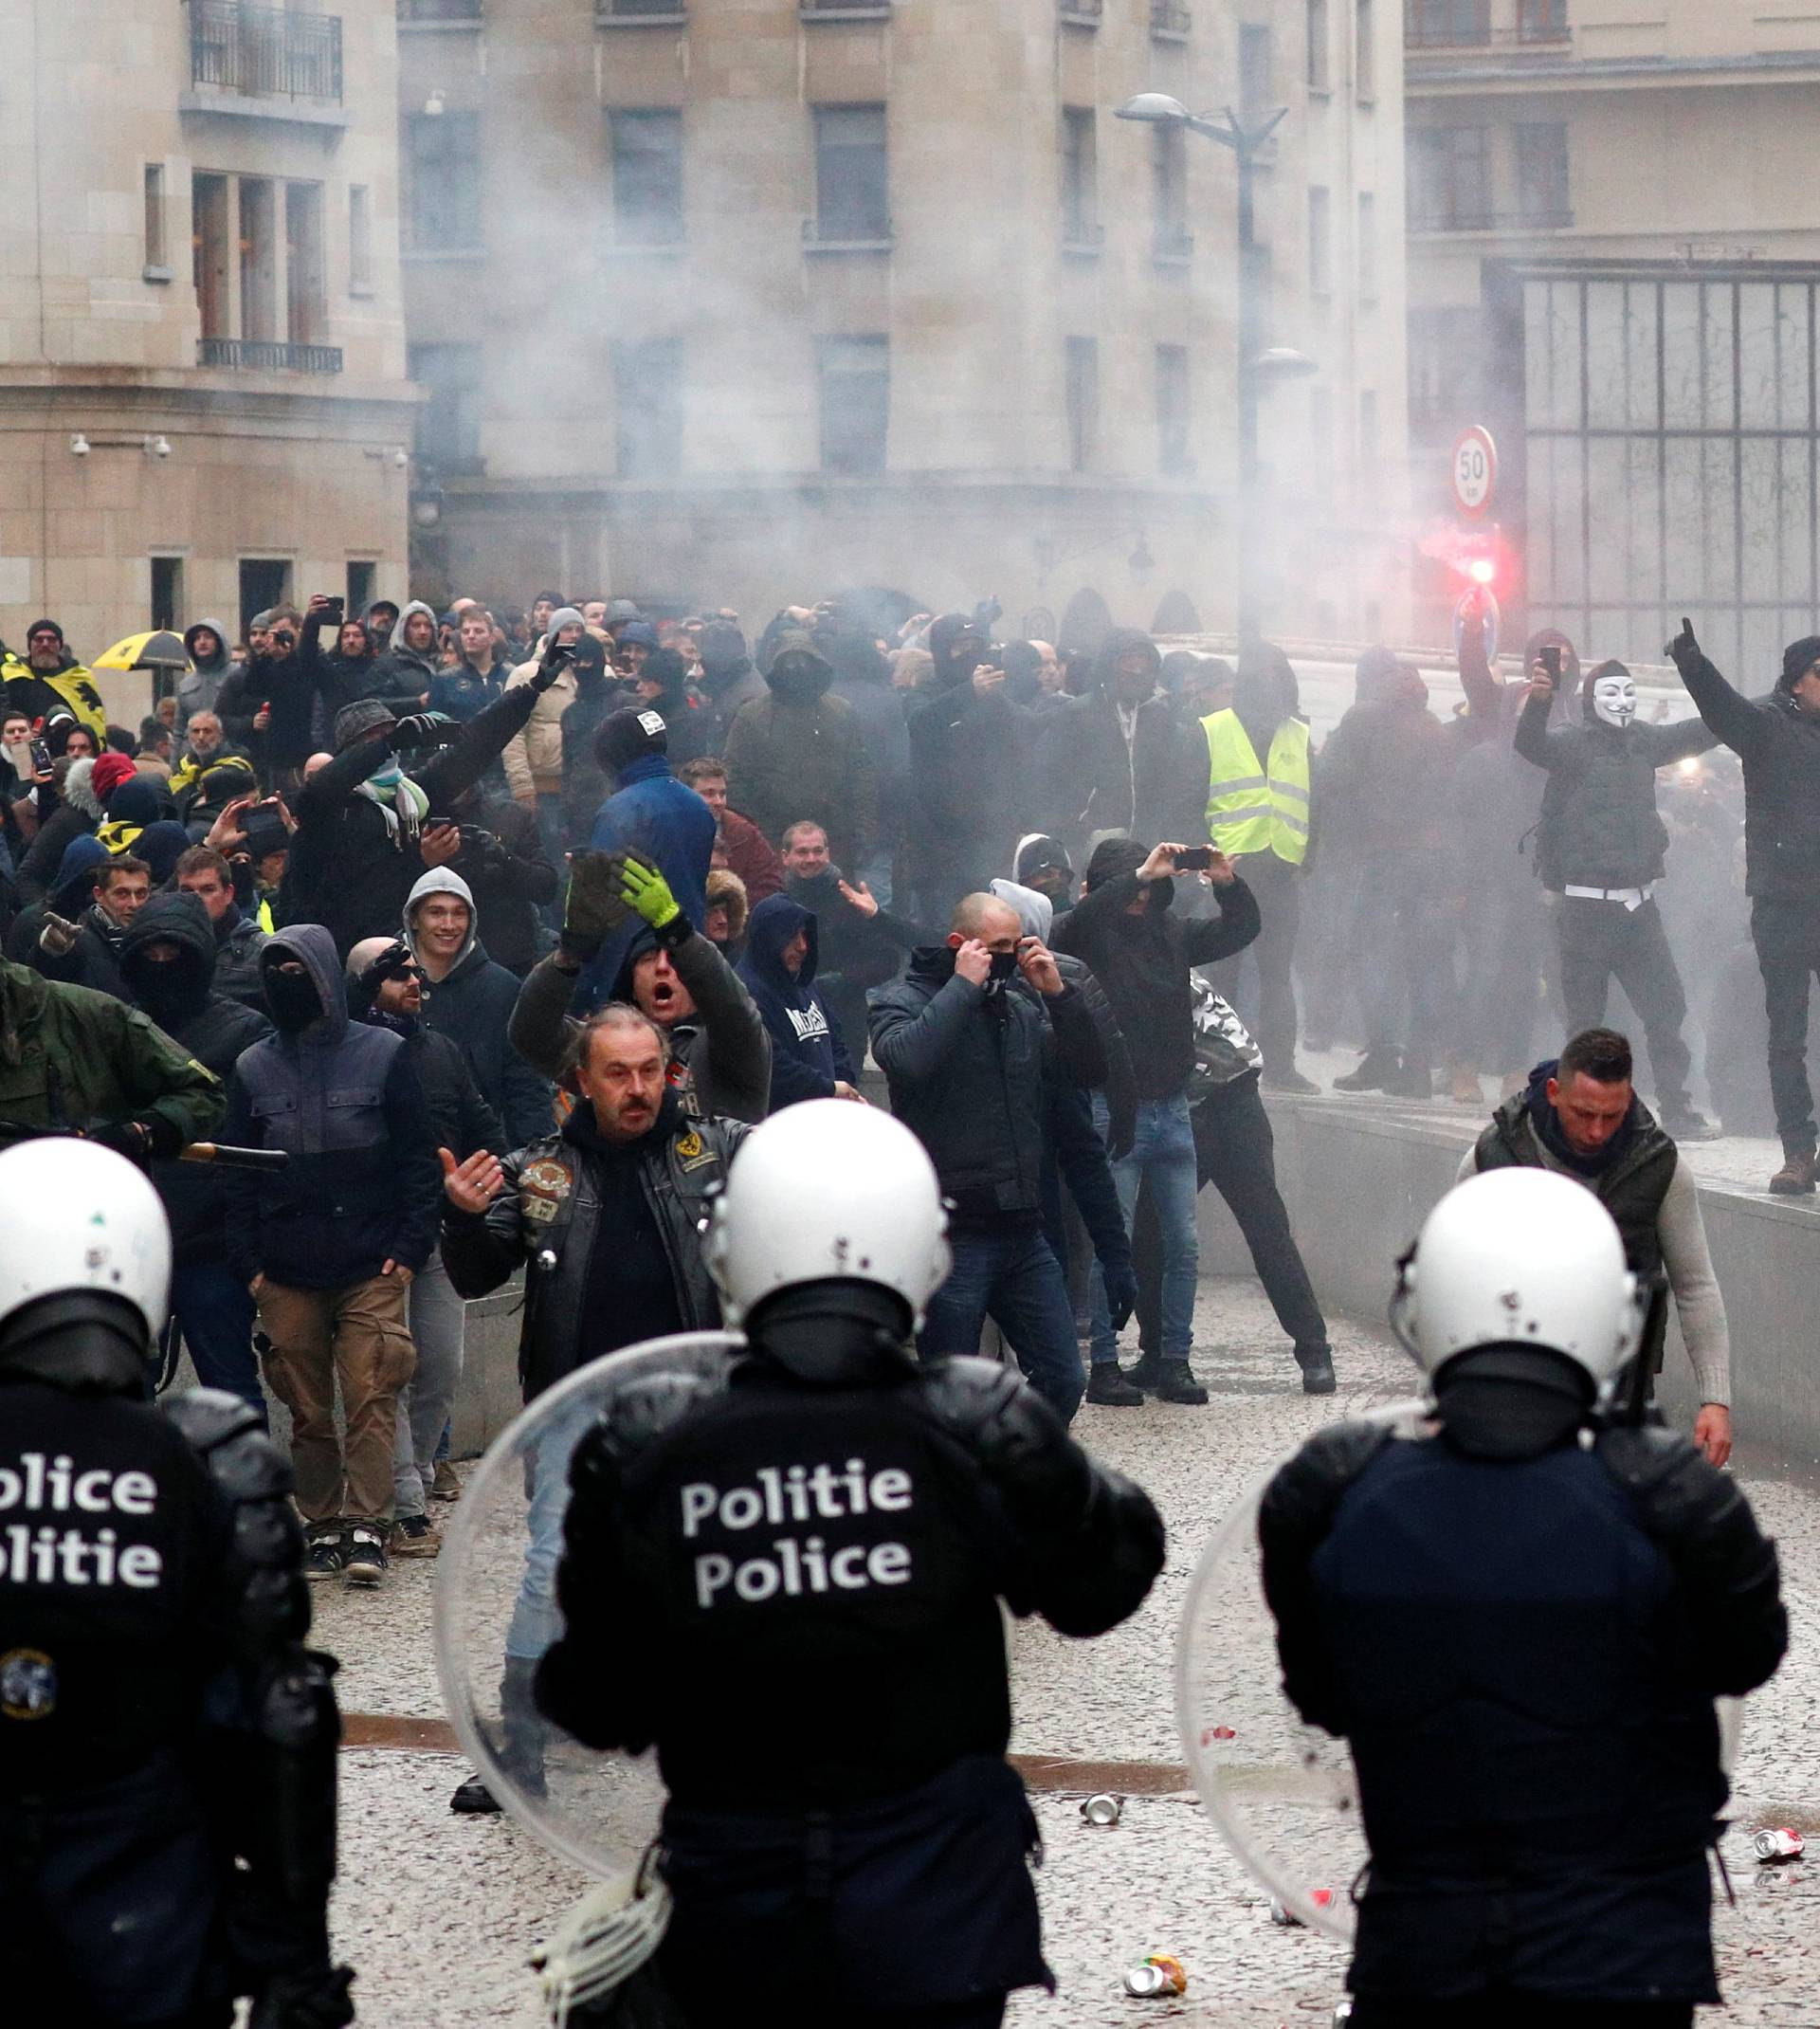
xmin=257 ymin=1274 xmax=416 ymax=1526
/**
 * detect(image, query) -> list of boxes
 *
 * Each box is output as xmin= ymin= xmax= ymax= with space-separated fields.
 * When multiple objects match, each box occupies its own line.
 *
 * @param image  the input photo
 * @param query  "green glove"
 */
xmin=559 ymin=850 xmax=628 ymax=962
xmin=619 ymin=851 xmax=684 ymax=941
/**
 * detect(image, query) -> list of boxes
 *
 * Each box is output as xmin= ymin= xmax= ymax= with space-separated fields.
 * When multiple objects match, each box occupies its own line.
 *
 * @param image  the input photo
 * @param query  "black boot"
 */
xmin=1125 ymin=1349 xmax=1163 ymax=1393
xmin=1086 ymin=1362 xmax=1144 ymax=1406
xmin=1153 ymin=1359 xmax=1208 ymax=1406
xmin=451 ymin=1656 xmax=548 ymax=1814
xmin=1295 ymin=1344 xmax=1338 ymax=1396
xmin=1333 ymin=1048 xmax=1399 ymax=1094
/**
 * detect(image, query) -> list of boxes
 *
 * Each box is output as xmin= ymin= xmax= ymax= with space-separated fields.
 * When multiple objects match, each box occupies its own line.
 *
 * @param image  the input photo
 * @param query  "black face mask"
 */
xmin=265 ymin=968 xmax=323 ymax=1033
xmin=133 ymin=956 xmax=205 ymax=1024
xmin=981 ymin=949 xmax=1020 ymax=997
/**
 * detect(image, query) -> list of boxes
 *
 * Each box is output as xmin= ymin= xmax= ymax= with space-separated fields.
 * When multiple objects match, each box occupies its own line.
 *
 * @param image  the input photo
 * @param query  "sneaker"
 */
xmin=1333 ymin=1049 xmax=1399 ymax=1094
xmin=1296 ymin=1345 xmax=1338 ymax=1395
xmin=1770 ymin=1151 xmax=1817 ymax=1196
xmin=343 ymin=1525 xmax=390 ymax=1587
xmin=304 ymin=1527 xmax=347 ymax=1581
xmin=390 ymin=1513 xmax=441 ymax=1559
xmin=450 ymin=1772 xmax=501 ymax=1815
xmin=1152 ymin=1359 xmax=1208 ymax=1406
xmin=1085 ymin=1363 xmax=1145 ymax=1407
xmin=1263 ymin=1068 xmax=1321 ymax=1096
xmin=431 ymin=1460 xmax=462 ymax=1502
xmin=1661 ymin=1108 xmax=1721 ymax=1142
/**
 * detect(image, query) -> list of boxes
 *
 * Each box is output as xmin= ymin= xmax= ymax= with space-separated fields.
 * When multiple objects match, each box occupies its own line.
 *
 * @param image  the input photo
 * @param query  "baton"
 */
xmin=0 ymin=1119 xmax=288 ymax=1171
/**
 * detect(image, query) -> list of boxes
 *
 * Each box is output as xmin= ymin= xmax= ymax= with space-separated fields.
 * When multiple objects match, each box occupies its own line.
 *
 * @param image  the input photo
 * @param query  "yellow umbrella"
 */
xmin=92 ymin=629 xmax=191 ymax=672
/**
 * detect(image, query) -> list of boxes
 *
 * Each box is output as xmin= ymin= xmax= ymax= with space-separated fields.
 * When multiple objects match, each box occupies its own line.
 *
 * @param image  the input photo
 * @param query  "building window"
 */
xmin=192 ymin=173 xmax=230 ymax=338
xmin=285 ymin=182 xmax=325 ymax=346
xmin=151 ymin=558 xmax=183 ymax=632
xmin=1356 ymin=191 xmax=1376 ymax=299
xmin=1061 ymin=107 xmax=1099 ymax=245
xmin=615 ymin=338 xmax=684 ymax=478
xmin=1408 ymin=124 xmax=1491 ymax=230
xmin=239 ymin=560 xmax=291 ymax=644
xmin=1156 ymin=344 xmax=1191 ymax=475
xmin=1515 ymin=121 xmax=1571 ymax=226
xmin=1359 ymin=388 xmax=1379 ymax=478
xmin=1308 ymin=185 xmax=1332 ymax=294
xmin=406 ymin=112 xmax=482 ymax=251
xmin=819 ymin=336 xmax=889 ymax=473
xmin=143 ymin=164 xmax=169 ymax=274
xmin=239 ymin=177 xmax=278 ymax=342
xmin=1519 ymin=0 xmax=1567 ymax=40
xmin=812 ymin=106 xmax=889 ymax=244
xmin=1406 ymin=0 xmax=1489 ymax=48
xmin=349 ymin=184 xmax=373 ymax=293
xmin=1306 ymin=0 xmax=1330 ymax=89
xmin=409 ymin=342 xmax=484 ymax=472
xmin=1065 ymin=336 xmax=1098 ymax=472
xmin=1356 ymin=0 xmax=1374 ymax=97
xmin=1407 ymin=304 xmax=1483 ymax=441
xmin=1151 ymin=124 xmax=1190 ymax=257
xmin=1239 ymin=24 xmax=1273 ymax=127
xmin=347 ymin=560 xmax=376 ymax=614
xmin=611 ymin=110 xmax=685 ymax=246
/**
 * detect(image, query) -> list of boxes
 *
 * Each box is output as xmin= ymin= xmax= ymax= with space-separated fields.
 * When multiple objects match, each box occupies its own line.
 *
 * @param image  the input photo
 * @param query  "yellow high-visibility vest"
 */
xmin=1200 ymin=709 xmax=1311 ymax=865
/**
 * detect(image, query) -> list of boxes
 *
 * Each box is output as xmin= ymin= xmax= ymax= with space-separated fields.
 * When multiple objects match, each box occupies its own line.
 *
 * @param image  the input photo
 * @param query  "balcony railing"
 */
xmin=800 ymin=0 xmax=890 ymax=15
xmin=400 ymin=0 xmax=482 ymax=19
xmin=597 ymin=0 xmax=686 ymax=18
xmin=1409 ymin=206 xmax=1573 ymax=231
xmin=191 ymin=1 xmax=342 ymax=101
xmin=1151 ymin=0 xmax=1192 ymax=38
xmin=199 ymin=338 xmax=343 ymax=373
xmin=1059 ymin=0 xmax=1102 ymax=23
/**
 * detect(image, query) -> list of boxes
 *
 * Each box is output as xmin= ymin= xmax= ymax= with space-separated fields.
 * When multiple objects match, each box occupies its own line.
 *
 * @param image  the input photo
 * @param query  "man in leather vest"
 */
xmin=535 ymin=1101 xmax=1165 ymax=2029
xmin=1517 ymin=656 xmax=1719 ymax=1140
xmin=1261 ymin=1167 xmax=1784 ymax=2028
xmin=1460 ymin=1025 xmax=1732 ymax=1467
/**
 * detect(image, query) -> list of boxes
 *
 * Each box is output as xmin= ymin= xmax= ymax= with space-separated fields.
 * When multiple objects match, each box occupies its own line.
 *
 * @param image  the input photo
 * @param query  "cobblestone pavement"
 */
xmin=320 ymin=1279 xmax=1816 ymax=2026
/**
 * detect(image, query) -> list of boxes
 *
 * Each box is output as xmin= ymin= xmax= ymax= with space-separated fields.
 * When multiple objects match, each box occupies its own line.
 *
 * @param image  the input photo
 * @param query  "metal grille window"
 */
xmin=1520 ymin=267 xmax=1820 ymax=679
xmin=144 ymin=165 xmax=168 ymax=271
xmin=1062 ymin=108 xmax=1099 ymax=244
xmin=612 ymin=111 xmax=684 ymax=245
xmin=1157 ymin=345 xmax=1192 ymax=475
xmin=407 ymin=113 xmax=482 ymax=250
xmin=1356 ymin=0 xmax=1374 ymax=96
xmin=819 ymin=337 xmax=889 ymax=473
xmin=615 ymin=339 xmax=684 ymax=477
xmin=349 ymin=184 xmax=372 ymax=291
xmin=1240 ymin=25 xmax=1273 ymax=127
xmin=813 ymin=106 xmax=889 ymax=244
xmin=410 ymin=342 xmax=484 ymax=472
xmin=1515 ymin=122 xmax=1571 ymax=227
xmin=1405 ymin=0 xmax=1489 ymax=47
xmin=152 ymin=558 xmax=183 ymax=632
xmin=1357 ymin=191 xmax=1376 ymax=300
xmin=1308 ymin=186 xmax=1332 ymax=295
xmin=1152 ymin=123 xmax=1188 ymax=255
xmin=1065 ymin=337 xmax=1098 ymax=472
xmin=1306 ymin=0 xmax=1330 ymax=89
xmin=1408 ymin=124 xmax=1491 ymax=230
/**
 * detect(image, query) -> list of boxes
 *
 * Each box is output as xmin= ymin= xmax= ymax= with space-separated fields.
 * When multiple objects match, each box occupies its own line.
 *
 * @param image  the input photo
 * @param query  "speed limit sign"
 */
xmin=1450 ymin=426 xmax=1498 ymax=518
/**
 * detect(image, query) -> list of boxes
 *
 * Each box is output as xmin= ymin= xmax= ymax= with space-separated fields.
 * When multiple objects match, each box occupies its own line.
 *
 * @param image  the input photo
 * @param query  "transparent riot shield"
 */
xmin=1175 ymin=1398 xmax=1748 ymax=1946
xmin=434 ymin=1330 xmax=745 ymax=1881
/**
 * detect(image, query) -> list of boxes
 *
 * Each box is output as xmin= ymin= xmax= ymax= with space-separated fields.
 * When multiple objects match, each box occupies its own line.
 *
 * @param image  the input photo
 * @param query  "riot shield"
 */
xmin=434 ymin=1329 xmax=745 ymax=1880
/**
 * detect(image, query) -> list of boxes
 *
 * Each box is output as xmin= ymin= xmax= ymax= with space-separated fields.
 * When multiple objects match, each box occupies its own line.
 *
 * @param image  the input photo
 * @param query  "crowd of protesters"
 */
xmin=0 ymin=577 xmax=1786 ymax=1579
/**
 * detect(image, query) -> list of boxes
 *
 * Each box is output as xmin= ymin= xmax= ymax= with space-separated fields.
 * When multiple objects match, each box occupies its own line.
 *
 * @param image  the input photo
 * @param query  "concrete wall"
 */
xmin=1200 ymin=1095 xmax=1820 ymax=1470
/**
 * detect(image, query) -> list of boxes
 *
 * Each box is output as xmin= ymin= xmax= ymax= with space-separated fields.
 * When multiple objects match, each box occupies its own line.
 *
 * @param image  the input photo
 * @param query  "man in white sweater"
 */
xmin=1457 ymin=1025 xmax=1732 ymax=1465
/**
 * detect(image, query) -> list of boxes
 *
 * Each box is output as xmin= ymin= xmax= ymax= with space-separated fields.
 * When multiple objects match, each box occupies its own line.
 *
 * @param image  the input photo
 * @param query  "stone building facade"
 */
xmin=398 ymin=0 xmax=1410 ymax=644
xmin=0 ymin=0 xmax=413 ymax=705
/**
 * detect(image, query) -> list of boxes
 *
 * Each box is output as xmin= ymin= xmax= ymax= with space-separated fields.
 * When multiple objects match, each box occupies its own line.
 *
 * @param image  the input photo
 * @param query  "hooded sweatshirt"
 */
xmin=222 ymin=923 xmax=440 ymax=1288
xmin=402 ymin=866 xmax=553 ymax=1146
xmin=737 ymin=893 xmax=852 ymax=1110
xmin=369 ymin=597 xmax=440 ymax=704
xmin=176 ymin=619 xmax=234 ymax=730
xmin=720 ymin=631 xmax=877 ymax=868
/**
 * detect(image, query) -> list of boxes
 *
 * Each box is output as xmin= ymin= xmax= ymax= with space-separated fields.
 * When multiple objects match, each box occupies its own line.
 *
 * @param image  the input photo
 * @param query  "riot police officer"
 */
xmin=1259 ymin=1168 xmax=1786 ymax=2029
xmin=534 ymin=1100 xmax=1166 ymax=2028
xmin=0 ymin=1140 xmax=351 ymax=2029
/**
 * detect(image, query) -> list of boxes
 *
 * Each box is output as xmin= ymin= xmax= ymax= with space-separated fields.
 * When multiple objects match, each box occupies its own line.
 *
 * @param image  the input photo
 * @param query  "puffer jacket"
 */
xmin=502 ymin=654 xmax=575 ymax=803
xmin=441 ymin=1094 xmax=747 ymax=1399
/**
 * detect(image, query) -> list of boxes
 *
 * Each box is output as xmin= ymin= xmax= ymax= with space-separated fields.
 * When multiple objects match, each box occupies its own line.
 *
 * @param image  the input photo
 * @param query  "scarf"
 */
xmin=354 ymin=764 xmax=430 ymax=844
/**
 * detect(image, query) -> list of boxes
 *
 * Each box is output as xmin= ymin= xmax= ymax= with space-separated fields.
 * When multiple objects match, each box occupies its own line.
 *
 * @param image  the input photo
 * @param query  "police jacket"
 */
xmin=440 ymin=1096 xmax=748 ymax=1399
xmin=1517 ymin=691 xmax=1714 ymax=891
xmin=1259 ymin=1409 xmax=1785 ymax=2004
xmin=868 ymin=949 xmax=1107 ymax=1225
xmin=1672 ymin=638 xmax=1820 ymax=900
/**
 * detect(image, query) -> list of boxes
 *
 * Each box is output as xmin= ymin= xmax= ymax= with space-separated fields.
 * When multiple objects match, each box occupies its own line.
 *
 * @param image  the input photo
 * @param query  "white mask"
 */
xmin=1592 ymin=672 xmax=1635 ymax=729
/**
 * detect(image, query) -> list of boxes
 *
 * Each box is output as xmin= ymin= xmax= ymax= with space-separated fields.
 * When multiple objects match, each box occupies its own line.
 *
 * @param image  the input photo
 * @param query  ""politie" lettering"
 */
xmin=680 ymin=1459 xmax=915 ymax=1611
xmin=0 ymin=1453 xmax=164 ymax=1589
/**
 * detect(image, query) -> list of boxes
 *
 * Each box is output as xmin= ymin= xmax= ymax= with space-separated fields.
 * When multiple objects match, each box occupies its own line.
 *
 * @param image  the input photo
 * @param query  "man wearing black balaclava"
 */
xmin=902 ymin=612 xmax=1016 ymax=923
xmin=721 ymin=629 xmax=876 ymax=871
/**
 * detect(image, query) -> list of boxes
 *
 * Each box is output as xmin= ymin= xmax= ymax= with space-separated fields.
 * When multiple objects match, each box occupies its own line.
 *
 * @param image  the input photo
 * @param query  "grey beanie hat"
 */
xmin=334 ymin=696 xmax=398 ymax=752
xmin=544 ymin=605 xmax=586 ymax=640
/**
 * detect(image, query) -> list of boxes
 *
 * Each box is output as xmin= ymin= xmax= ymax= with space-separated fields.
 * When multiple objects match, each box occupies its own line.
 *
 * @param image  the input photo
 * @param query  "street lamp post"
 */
xmin=1115 ymin=94 xmax=1315 ymax=645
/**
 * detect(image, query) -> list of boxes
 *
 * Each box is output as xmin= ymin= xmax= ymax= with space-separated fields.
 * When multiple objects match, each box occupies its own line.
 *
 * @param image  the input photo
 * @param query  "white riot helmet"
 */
xmin=1392 ymin=1168 xmax=1642 ymax=1395
xmin=706 ymin=1100 xmax=950 ymax=1330
xmin=0 ymin=1138 xmax=173 ymax=1349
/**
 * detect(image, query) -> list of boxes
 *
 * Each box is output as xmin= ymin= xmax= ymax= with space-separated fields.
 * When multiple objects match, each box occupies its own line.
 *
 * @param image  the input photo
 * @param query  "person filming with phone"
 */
xmin=1053 ymin=837 xmax=1261 ymax=1405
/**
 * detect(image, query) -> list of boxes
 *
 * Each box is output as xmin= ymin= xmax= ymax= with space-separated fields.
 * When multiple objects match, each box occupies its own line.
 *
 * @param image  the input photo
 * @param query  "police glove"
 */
xmin=532 ymin=644 xmax=575 ymax=695
xmin=559 ymin=849 xmax=628 ymax=963
xmin=249 ymin=1964 xmax=355 ymax=2029
xmin=1665 ymin=616 xmax=1701 ymax=671
xmin=618 ymin=850 xmax=687 ymax=945
xmin=1102 ymin=1257 xmax=1138 ymax=1334
xmin=389 ymin=711 xmax=455 ymax=752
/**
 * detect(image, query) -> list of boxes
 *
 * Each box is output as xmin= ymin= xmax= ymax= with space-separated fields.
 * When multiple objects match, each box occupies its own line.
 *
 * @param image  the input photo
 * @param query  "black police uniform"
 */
xmin=0 ymin=1356 xmax=346 ymax=2029
xmin=1259 ymin=1365 xmax=1786 ymax=2028
xmin=536 ymin=1287 xmax=1166 ymax=2027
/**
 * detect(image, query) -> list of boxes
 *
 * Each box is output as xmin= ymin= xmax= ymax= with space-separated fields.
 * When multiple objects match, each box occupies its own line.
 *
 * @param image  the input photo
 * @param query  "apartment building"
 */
xmin=1405 ymin=0 xmax=1820 ymax=668
xmin=397 ymin=0 xmax=1410 ymax=644
xmin=0 ymin=0 xmax=412 ymax=683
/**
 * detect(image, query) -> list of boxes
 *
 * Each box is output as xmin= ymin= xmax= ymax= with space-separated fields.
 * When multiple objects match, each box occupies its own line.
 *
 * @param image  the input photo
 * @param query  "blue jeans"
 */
xmin=1090 ymin=1092 xmax=1198 ymax=1364
xmin=170 ymin=1257 xmax=265 ymax=1420
xmin=505 ymin=1406 xmax=593 ymax=1662
xmin=919 ymin=1226 xmax=1083 ymax=1423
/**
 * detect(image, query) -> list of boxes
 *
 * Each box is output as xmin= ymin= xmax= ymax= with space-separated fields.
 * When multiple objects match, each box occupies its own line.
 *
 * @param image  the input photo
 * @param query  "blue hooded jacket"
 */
xmin=737 ymin=893 xmax=852 ymax=1110
xmin=578 ymin=753 xmax=717 ymax=1010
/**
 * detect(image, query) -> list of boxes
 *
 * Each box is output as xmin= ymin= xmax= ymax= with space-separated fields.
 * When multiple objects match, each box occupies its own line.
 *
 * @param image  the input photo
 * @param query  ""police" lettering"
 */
xmin=0 ymin=1453 xmax=164 ymax=1590
xmin=679 ymin=1458 xmax=915 ymax=1612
